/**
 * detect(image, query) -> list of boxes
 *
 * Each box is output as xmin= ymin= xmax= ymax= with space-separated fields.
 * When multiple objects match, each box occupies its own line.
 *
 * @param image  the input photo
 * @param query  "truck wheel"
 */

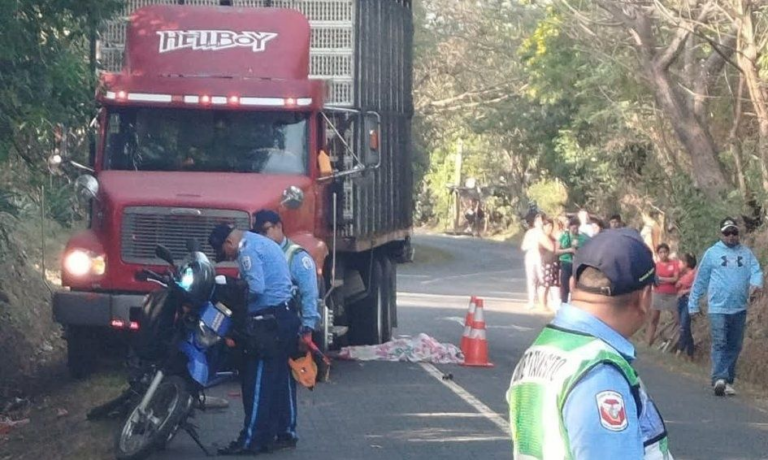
xmin=349 ymin=258 xmax=391 ymax=345
xmin=67 ymin=326 xmax=97 ymax=380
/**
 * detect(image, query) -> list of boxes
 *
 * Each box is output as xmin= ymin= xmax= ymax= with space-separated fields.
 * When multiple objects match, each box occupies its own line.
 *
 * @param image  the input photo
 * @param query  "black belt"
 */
xmin=248 ymin=302 xmax=290 ymax=319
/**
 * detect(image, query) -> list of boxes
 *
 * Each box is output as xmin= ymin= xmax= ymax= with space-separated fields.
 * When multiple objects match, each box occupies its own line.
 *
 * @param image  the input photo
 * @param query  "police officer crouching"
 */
xmin=507 ymin=228 xmax=673 ymax=459
xmin=208 ymin=223 xmax=302 ymax=456
xmin=252 ymin=209 xmax=321 ymax=443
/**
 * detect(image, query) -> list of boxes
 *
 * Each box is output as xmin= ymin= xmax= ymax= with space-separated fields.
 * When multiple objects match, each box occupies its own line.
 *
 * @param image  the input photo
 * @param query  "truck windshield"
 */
xmin=104 ymin=107 xmax=309 ymax=174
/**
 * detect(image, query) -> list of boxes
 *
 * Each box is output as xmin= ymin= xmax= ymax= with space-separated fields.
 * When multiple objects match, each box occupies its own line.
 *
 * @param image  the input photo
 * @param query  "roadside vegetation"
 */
xmin=412 ymin=0 xmax=768 ymax=392
xmin=4 ymin=0 xmax=768 ymax=454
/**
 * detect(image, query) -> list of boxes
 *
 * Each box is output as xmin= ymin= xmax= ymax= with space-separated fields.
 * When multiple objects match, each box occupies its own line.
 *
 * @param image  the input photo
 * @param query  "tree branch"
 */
xmin=654 ymin=1 xmax=716 ymax=71
xmin=693 ymin=30 xmax=738 ymax=119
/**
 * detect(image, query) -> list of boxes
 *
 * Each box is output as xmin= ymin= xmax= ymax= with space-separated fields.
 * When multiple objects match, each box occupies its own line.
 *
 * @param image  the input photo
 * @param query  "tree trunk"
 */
xmin=738 ymin=0 xmax=768 ymax=195
xmin=650 ymin=66 xmax=729 ymax=197
xmin=729 ymin=75 xmax=748 ymax=198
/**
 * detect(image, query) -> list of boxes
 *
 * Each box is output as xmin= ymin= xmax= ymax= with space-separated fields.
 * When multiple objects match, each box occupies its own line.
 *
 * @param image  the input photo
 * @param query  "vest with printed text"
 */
xmin=506 ymin=326 xmax=672 ymax=460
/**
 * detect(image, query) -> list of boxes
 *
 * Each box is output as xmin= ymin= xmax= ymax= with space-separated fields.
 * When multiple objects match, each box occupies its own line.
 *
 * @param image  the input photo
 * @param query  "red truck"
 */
xmin=52 ymin=0 xmax=413 ymax=378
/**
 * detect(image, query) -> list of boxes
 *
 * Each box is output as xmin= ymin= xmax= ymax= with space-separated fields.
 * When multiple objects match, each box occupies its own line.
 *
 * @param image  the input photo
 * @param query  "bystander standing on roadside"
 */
xmin=609 ymin=214 xmax=624 ymax=229
xmin=641 ymin=211 xmax=662 ymax=260
xmin=646 ymin=243 xmax=679 ymax=346
xmin=592 ymin=218 xmax=605 ymax=236
xmin=557 ymin=218 xmax=588 ymax=304
xmin=578 ymin=209 xmax=595 ymax=238
xmin=521 ymin=214 xmax=543 ymax=310
xmin=676 ymin=253 xmax=697 ymax=361
xmin=689 ymin=218 xmax=763 ymax=396
xmin=538 ymin=217 xmax=560 ymax=312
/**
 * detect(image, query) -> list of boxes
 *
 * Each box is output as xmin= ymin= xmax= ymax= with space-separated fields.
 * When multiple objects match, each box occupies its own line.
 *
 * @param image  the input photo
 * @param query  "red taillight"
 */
xmin=228 ymin=95 xmax=239 ymax=105
xmin=285 ymin=97 xmax=296 ymax=107
xmin=116 ymin=91 xmax=127 ymax=101
xmin=111 ymin=319 xmax=140 ymax=331
xmin=200 ymin=95 xmax=211 ymax=104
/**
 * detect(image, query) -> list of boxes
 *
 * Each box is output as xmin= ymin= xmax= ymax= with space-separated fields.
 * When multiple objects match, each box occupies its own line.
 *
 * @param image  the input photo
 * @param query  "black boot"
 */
xmin=273 ymin=435 xmax=298 ymax=451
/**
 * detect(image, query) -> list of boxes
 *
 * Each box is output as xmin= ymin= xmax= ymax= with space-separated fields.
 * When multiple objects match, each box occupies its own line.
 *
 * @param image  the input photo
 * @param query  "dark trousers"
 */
xmin=676 ymin=295 xmax=694 ymax=357
xmin=238 ymin=304 xmax=300 ymax=449
xmin=709 ymin=311 xmax=747 ymax=385
xmin=560 ymin=262 xmax=573 ymax=303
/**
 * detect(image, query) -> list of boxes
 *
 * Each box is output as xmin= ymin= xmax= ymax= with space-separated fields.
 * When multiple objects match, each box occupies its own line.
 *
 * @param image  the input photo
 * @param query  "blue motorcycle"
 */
xmin=113 ymin=243 xmax=235 ymax=460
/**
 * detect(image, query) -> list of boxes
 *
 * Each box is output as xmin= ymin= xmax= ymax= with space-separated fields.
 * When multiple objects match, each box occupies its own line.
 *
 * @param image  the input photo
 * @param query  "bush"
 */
xmin=527 ymin=178 xmax=568 ymax=217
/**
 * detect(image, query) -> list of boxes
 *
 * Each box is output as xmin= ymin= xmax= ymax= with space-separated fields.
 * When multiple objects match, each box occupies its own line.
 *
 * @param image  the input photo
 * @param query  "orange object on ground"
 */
xmin=461 ymin=299 xmax=494 ymax=367
xmin=460 ymin=296 xmax=478 ymax=352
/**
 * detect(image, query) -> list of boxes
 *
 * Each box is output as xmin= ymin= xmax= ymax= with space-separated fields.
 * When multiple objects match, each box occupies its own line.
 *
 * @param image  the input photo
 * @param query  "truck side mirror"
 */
xmin=75 ymin=174 xmax=100 ymax=202
xmin=362 ymin=111 xmax=381 ymax=168
xmin=281 ymin=185 xmax=305 ymax=209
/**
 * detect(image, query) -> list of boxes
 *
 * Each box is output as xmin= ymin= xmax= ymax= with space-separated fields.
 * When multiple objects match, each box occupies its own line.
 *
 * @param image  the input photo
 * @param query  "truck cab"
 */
xmin=53 ymin=1 xmax=413 ymax=378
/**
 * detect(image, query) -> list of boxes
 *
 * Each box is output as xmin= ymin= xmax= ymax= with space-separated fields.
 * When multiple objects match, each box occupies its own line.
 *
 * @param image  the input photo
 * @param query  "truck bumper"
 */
xmin=52 ymin=290 xmax=147 ymax=327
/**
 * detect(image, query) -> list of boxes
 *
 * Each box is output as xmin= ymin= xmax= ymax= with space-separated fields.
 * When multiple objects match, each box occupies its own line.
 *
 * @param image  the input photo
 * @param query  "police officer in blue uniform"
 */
xmin=208 ymin=223 xmax=300 ymax=455
xmin=252 ymin=209 xmax=321 ymax=447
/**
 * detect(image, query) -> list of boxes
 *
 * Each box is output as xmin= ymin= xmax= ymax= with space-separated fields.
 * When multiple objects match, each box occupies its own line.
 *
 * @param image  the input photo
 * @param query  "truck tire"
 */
xmin=348 ymin=257 xmax=391 ymax=345
xmin=67 ymin=326 xmax=97 ymax=379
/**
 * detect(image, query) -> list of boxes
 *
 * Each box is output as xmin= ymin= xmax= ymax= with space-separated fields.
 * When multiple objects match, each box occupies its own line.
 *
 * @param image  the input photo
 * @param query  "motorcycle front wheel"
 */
xmin=114 ymin=375 xmax=192 ymax=460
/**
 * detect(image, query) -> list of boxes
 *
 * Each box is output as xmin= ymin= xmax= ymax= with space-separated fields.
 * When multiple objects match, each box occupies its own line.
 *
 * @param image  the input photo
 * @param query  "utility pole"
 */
xmin=453 ymin=140 xmax=463 ymax=232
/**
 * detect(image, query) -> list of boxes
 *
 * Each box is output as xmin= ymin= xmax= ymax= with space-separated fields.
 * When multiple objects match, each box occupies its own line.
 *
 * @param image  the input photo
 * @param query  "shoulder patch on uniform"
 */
xmin=241 ymin=255 xmax=252 ymax=271
xmin=301 ymin=255 xmax=312 ymax=270
xmin=596 ymin=390 xmax=627 ymax=432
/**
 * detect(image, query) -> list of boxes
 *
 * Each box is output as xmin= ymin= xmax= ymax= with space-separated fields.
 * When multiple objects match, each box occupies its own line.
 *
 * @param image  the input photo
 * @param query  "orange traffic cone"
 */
xmin=460 ymin=296 xmax=478 ymax=352
xmin=461 ymin=299 xmax=494 ymax=367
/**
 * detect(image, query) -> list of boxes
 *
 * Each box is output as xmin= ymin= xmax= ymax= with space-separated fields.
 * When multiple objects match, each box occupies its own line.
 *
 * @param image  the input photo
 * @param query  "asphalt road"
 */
xmin=156 ymin=233 xmax=768 ymax=460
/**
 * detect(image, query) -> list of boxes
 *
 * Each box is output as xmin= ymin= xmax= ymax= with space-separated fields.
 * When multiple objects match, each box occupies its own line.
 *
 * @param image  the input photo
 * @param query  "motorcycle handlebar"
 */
xmin=136 ymin=269 xmax=170 ymax=285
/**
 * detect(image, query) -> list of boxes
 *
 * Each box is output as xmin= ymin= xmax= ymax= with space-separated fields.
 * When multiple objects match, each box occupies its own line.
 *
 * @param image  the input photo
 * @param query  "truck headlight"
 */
xmin=64 ymin=250 xmax=106 ymax=277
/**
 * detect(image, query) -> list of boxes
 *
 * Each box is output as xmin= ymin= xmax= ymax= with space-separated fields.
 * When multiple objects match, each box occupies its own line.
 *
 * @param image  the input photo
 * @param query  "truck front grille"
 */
xmin=121 ymin=206 xmax=251 ymax=264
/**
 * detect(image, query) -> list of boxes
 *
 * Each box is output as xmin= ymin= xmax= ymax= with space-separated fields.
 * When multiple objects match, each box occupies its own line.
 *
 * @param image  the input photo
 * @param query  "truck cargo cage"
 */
xmin=97 ymin=0 xmax=357 ymax=106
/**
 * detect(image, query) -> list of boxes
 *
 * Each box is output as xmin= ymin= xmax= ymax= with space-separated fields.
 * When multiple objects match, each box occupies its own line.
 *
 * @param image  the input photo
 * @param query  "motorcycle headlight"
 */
xmin=64 ymin=250 xmax=106 ymax=277
xmin=179 ymin=267 xmax=195 ymax=292
xmin=195 ymin=320 xmax=221 ymax=348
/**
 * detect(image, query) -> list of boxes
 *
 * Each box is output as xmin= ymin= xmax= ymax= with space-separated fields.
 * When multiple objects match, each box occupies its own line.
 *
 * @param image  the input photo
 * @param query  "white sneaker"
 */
xmin=713 ymin=379 xmax=726 ymax=396
xmin=725 ymin=384 xmax=737 ymax=396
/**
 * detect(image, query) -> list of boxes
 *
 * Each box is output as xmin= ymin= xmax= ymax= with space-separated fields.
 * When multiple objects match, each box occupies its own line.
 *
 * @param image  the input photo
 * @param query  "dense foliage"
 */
xmin=2 ymin=0 xmax=768 ymax=258
xmin=0 ymin=0 xmax=119 ymax=229
xmin=414 ymin=0 xmax=768 ymax=255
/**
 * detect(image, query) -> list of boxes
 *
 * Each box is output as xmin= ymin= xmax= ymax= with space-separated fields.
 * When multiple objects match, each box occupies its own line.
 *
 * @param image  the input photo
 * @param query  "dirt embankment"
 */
xmin=0 ymin=216 xmax=66 ymax=401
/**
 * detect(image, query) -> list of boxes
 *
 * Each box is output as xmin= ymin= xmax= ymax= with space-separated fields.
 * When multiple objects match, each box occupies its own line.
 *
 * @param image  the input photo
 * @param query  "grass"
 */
xmin=1 ymin=370 xmax=127 ymax=460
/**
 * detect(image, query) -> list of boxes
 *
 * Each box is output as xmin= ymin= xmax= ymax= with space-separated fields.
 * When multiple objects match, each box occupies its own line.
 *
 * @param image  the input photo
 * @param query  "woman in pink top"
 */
xmin=646 ymin=243 xmax=680 ymax=346
xmin=676 ymin=253 xmax=698 ymax=359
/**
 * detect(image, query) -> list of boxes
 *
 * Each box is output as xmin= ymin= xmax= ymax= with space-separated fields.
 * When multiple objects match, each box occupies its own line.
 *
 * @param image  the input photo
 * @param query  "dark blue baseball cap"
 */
xmin=208 ymin=223 xmax=235 ymax=262
xmin=574 ymin=228 xmax=656 ymax=296
xmin=252 ymin=209 xmax=281 ymax=233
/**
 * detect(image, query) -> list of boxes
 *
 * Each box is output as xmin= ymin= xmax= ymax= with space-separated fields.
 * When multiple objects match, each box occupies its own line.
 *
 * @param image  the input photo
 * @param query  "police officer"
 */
xmin=507 ymin=228 xmax=673 ymax=459
xmin=252 ymin=209 xmax=321 ymax=448
xmin=208 ymin=223 xmax=298 ymax=455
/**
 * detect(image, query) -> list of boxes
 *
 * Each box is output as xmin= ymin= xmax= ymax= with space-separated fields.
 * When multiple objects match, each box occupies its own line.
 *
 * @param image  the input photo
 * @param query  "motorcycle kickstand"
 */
xmin=183 ymin=421 xmax=212 ymax=457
